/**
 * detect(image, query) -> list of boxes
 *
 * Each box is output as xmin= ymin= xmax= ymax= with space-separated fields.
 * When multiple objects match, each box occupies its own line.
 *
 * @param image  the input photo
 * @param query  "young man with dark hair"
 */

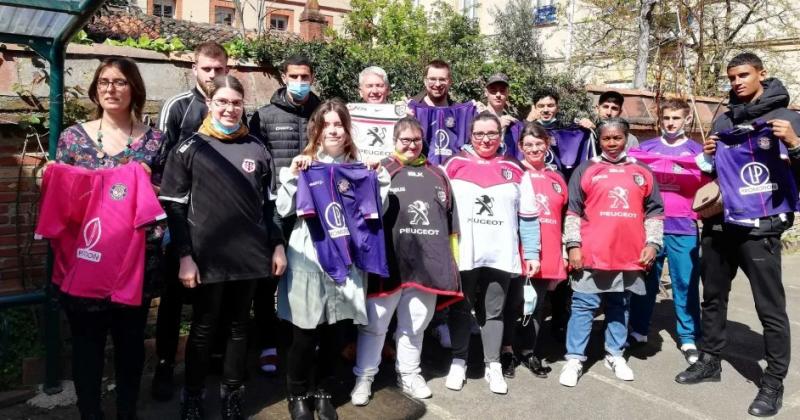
xmin=628 ymin=98 xmax=703 ymax=364
xmin=675 ymin=52 xmax=800 ymax=417
xmin=526 ymin=90 xmax=563 ymax=129
xmin=248 ymin=55 xmax=321 ymax=377
xmin=578 ymin=90 xmax=639 ymax=151
xmin=151 ymin=41 xmax=231 ymax=401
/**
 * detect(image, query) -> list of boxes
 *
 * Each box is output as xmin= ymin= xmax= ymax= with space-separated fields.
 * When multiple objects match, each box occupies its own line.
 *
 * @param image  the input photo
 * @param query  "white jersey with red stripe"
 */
xmin=443 ymin=151 xmax=523 ymax=274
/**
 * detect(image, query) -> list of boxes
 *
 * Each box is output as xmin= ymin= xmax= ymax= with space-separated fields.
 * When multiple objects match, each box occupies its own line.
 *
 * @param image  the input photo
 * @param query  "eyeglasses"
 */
xmin=212 ymin=99 xmax=244 ymax=109
xmin=398 ymin=137 xmax=423 ymax=146
xmin=426 ymin=77 xmax=449 ymax=85
xmin=472 ymin=131 xmax=501 ymax=141
xmin=97 ymin=79 xmax=129 ymax=90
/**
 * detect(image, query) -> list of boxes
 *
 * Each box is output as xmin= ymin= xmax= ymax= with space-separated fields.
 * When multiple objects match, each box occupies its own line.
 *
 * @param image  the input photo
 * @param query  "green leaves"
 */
xmin=103 ymin=35 xmax=189 ymax=54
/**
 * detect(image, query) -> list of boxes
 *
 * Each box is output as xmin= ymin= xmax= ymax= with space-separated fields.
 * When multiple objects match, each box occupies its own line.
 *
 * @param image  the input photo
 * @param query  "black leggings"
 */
xmin=154 ymin=247 xmax=184 ymax=364
xmin=502 ymin=278 xmax=550 ymax=354
xmin=65 ymin=302 xmax=149 ymax=419
xmin=286 ymin=323 xmax=345 ymax=396
xmin=184 ymin=279 xmax=258 ymax=393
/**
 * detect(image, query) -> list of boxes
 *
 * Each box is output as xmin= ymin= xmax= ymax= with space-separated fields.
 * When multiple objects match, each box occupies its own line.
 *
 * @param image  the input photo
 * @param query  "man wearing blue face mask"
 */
xmin=248 ymin=55 xmax=321 ymax=377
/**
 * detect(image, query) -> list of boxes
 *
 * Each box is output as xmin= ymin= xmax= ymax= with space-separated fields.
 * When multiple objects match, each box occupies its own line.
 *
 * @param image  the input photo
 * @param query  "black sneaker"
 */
xmin=179 ymin=390 xmax=204 ymax=420
xmin=151 ymin=360 xmax=175 ymax=402
xmin=748 ymin=383 xmax=783 ymax=417
xmin=674 ymin=352 xmax=721 ymax=384
xmin=500 ymin=352 xmax=516 ymax=378
xmin=314 ymin=389 xmax=338 ymax=420
xmin=287 ymin=394 xmax=314 ymax=420
xmin=520 ymin=354 xmax=552 ymax=378
xmin=221 ymin=386 xmax=245 ymax=420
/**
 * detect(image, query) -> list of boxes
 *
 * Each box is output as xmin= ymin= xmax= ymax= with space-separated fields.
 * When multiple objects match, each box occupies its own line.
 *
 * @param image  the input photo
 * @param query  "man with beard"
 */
xmin=151 ymin=42 xmax=231 ymax=401
xmin=675 ymin=52 xmax=800 ymax=417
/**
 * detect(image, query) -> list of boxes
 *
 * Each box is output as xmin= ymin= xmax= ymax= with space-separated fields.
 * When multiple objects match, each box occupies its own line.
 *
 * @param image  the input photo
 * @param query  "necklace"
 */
xmin=96 ymin=118 xmax=134 ymax=163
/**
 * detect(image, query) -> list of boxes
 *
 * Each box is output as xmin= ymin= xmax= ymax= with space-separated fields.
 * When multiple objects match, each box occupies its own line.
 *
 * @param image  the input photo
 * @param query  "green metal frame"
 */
xmin=0 ymin=0 xmax=107 ymax=394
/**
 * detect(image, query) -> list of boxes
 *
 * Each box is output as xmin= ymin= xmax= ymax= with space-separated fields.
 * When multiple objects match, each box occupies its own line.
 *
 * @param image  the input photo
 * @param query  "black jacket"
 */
xmin=705 ymin=77 xmax=800 ymax=236
xmin=156 ymin=87 xmax=209 ymax=173
xmin=248 ymin=87 xmax=321 ymax=174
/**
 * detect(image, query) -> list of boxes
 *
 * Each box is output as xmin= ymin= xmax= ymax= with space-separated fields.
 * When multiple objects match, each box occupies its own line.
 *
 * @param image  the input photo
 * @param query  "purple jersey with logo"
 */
xmin=550 ymin=125 xmax=592 ymax=178
xmin=296 ymin=162 xmax=389 ymax=282
xmin=408 ymin=101 xmax=476 ymax=164
xmin=714 ymin=120 xmax=798 ymax=226
xmin=636 ymin=137 xmax=705 ymax=235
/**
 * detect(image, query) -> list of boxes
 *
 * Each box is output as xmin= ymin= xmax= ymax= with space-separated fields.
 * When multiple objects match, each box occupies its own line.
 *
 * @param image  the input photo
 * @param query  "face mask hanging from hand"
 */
xmin=287 ymin=81 xmax=311 ymax=101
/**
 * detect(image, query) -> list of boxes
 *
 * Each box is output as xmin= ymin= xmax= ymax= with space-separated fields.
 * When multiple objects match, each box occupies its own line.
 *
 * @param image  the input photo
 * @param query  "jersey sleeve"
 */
xmin=360 ymin=170 xmax=382 ymax=220
xmin=34 ymin=165 xmax=72 ymax=240
xmin=133 ymin=164 xmax=167 ymax=229
xmin=518 ymin=173 xmax=539 ymax=218
xmin=158 ymin=140 xmax=193 ymax=204
xmin=295 ymin=171 xmax=317 ymax=217
xmin=567 ymin=161 xmax=590 ymax=217
xmin=446 ymin=176 xmax=459 ymax=236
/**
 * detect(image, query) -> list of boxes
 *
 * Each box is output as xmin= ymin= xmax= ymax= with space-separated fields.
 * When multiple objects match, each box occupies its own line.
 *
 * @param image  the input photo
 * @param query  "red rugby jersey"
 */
xmin=520 ymin=166 xmax=568 ymax=280
xmin=567 ymin=156 xmax=663 ymax=271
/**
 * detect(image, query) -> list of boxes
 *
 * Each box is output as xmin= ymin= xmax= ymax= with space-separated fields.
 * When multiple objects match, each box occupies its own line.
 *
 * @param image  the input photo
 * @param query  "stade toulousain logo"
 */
xmin=109 ymin=183 xmax=128 ymax=201
xmin=501 ymin=168 xmax=513 ymax=180
xmin=337 ymin=179 xmax=351 ymax=193
xmin=241 ymin=159 xmax=257 ymax=173
xmin=552 ymin=182 xmax=563 ymax=194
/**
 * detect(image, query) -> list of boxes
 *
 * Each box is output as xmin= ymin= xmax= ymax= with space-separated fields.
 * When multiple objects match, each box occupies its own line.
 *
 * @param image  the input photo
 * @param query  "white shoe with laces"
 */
xmin=484 ymin=362 xmax=508 ymax=394
xmin=604 ymin=354 xmax=635 ymax=381
xmin=559 ymin=359 xmax=583 ymax=387
xmin=398 ymin=373 xmax=432 ymax=399
xmin=445 ymin=359 xmax=466 ymax=391
xmin=350 ymin=376 xmax=373 ymax=406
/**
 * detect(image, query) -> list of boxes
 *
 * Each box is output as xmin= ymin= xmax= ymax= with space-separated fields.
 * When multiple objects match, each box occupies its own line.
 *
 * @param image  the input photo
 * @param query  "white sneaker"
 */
xmin=433 ymin=324 xmax=452 ymax=348
xmin=445 ymin=359 xmax=466 ymax=391
xmin=559 ymin=359 xmax=583 ymax=387
xmin=398 ymin=373 xmax=432 ymax=399
xmin=604 ymin=355 xmax=634 ymax=381
xmin=484 ymin=362 xmax=508 ymax=394
xmin=350 ymin=376 xmax=373 ymax=406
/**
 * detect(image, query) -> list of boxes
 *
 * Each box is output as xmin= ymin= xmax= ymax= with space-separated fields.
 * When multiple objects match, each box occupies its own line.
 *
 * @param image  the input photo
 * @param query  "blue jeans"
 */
xmin=629 ymin=234 xmax=701 ymax=345
xmin=565 ymin=291 xmax=630 ymax=361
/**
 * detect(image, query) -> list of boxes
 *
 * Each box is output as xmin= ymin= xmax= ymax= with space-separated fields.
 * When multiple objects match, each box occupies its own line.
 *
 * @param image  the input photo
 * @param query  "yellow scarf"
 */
xmin=393 ymin=151 xmax=426 ymax=167
xmin=198 ymin=115 xmax=249 ymax=141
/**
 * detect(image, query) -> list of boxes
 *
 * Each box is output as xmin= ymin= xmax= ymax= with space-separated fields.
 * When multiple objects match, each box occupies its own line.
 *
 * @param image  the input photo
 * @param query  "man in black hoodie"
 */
xmin=675 ymin=52 xmax=800 ymax=417
xmin=248 ymin=55 xmax=321 ymax=376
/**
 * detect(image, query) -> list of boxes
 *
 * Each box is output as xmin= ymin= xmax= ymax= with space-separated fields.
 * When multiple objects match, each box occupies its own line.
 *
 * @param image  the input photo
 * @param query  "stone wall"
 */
xmin=0 ymin=43 xmax=281 ymax=296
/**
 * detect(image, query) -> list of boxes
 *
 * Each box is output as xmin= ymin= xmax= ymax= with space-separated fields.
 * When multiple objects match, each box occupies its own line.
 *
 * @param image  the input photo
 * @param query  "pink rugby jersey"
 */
xmin=35 ymin=163 xmax=165 ymax=306
xmin=443 ymin=151 xmax=523 ymax=275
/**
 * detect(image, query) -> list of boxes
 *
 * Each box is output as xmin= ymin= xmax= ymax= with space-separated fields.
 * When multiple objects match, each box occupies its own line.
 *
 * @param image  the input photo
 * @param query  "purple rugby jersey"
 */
xmin=637 ymin=137 xmax=705 ymax=235
xmin=549 ymin=125 xmax=592 ymax=170
xmin=714 ymin=120 xmax=798 ymax=226
xmin=408 ymin=101 xmax=476 ymax=164
xmin=297 ymin=162 xmax=389 ymax=283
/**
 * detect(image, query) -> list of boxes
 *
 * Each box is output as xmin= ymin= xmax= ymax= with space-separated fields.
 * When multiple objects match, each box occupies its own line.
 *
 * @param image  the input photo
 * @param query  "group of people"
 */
xmin=35 ymin=40 xmax=800 ymax=420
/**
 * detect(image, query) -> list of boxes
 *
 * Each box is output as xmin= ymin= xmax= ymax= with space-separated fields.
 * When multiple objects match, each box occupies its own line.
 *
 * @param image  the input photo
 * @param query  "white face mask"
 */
xmin=661 ymin=128 xmax=685 ymax=141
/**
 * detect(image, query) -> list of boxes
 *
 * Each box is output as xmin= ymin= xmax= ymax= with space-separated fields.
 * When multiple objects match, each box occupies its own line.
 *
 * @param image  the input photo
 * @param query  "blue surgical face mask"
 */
xmin=287 ymin=81 xmax=311 ymax=101
xmin=522 ymin=278 xmax=537 ymax=317
xmin=538 ymin=117 xmax=557 ymax=128
xmin=212 ymin=117 xmax=240 ymax=135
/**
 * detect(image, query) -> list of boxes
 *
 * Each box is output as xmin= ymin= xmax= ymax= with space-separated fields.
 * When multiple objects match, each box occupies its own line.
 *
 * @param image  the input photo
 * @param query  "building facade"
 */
xmin=132 ymin=0 xmax=351 ymax=34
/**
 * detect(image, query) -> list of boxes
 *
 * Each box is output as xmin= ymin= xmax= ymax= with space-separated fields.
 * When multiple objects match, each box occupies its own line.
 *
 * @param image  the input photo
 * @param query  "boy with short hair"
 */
xmin=627 ymin=98 xmax=704 ymax=364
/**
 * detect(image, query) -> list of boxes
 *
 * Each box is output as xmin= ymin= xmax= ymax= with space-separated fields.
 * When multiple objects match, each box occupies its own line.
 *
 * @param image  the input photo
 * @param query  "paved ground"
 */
xmin=4 ymin=254 xmax=800 ymax=420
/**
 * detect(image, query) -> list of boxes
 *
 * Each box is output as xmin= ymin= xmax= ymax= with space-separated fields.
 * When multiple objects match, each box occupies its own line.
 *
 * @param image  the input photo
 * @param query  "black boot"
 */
xmin=314 ymin=389 xmax=338 ymax=420
xmin=748 ymin=382 xmax=783 ymax=417
xmin=674 ymin=352 xmax=721 ymax=384
xmin=179 ymin=389 xmax=204 ymax=420
xmin=221 ymin=386 xmax=245 ymax=420
xmin=287 ymin=394 xmax=314 ymax=420
xmin=151 ymin=360 xmax=175 ymax=402
xmin=500 ymin=352 xmax=516 ymax=378
xmin=520 ymin=354 xmax=552 ymax=378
